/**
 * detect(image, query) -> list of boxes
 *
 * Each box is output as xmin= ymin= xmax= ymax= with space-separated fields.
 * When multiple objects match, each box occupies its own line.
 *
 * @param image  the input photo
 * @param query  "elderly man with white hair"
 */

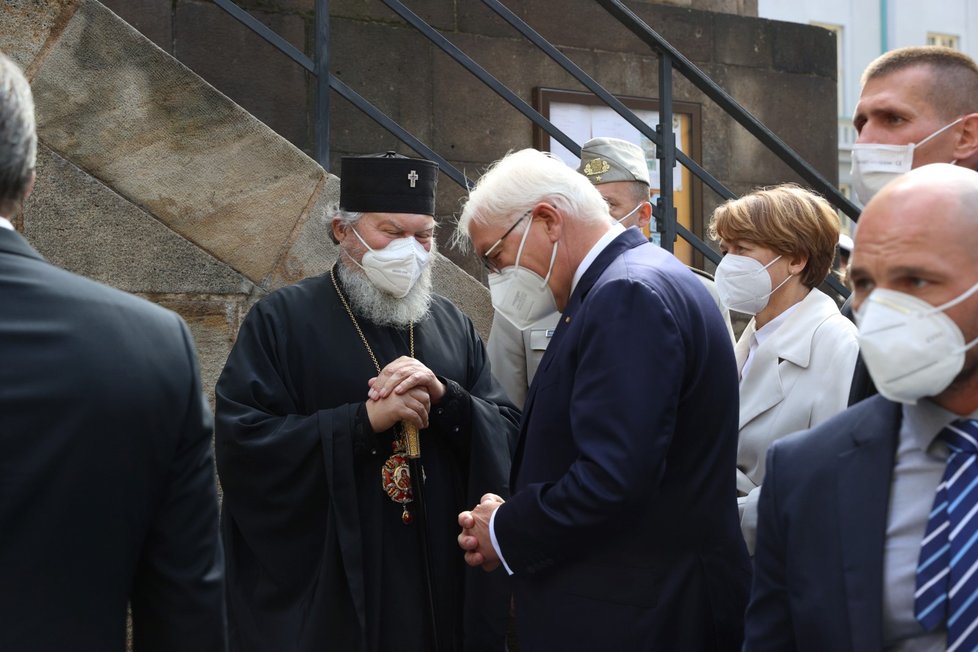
xmin=456 ymin=148 xmax=750 ymax=651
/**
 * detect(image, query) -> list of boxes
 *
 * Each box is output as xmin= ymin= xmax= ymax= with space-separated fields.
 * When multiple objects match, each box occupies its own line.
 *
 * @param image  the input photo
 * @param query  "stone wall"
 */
xmin=4 ymin=0 xmax=837 ymax=396
xmin=4 ymin=0 xmax=493 ymax=403
xmin=97 ymin=0 xmax=835 ymax=282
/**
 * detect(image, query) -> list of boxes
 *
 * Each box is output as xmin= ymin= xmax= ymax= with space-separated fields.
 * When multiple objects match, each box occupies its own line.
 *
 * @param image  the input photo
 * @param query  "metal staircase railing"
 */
xmin=214 ymin=0 xmax=854 ymax=296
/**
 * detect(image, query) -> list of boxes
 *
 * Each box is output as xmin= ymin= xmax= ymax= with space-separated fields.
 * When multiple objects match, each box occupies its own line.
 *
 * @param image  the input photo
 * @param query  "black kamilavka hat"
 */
xmin=340 ymin=151 xmax=438 ymax=215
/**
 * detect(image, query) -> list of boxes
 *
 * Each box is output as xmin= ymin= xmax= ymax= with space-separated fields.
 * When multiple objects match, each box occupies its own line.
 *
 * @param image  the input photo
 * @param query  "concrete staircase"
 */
xmin=3 ymin=0 xmax=493 ymax=397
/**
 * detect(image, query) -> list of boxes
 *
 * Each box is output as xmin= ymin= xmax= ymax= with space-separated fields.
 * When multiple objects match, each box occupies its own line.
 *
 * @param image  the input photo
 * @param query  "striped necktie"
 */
xmin=914 ymin=418 xmax=978 ymax=651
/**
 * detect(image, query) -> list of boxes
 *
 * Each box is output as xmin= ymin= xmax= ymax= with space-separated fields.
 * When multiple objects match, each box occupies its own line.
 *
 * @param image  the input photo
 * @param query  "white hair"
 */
xmin=454 ymin=149 xmax=611 ymax=249
xmin=336 ymin=249 xmax=434 ymax=328
xmin=0 ymin=52 xmax=37 ymax=213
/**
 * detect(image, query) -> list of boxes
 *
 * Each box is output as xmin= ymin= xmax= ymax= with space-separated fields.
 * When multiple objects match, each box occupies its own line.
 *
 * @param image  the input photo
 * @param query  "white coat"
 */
xmin=736 ymin=287 xmax=859 ymax=554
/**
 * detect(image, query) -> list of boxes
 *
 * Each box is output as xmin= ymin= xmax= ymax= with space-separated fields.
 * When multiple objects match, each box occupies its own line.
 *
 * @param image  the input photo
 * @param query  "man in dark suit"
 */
xmin=0 ymin=51 xmax=226 ymax=651
xmin=455 ymin=148 xmax=750 ymax=650
xmin=744 ymin=164 xmax=978 ymax=650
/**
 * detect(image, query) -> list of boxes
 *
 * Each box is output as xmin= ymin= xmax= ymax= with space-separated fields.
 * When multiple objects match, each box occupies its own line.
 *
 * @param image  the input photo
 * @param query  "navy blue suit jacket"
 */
xmin=744 ymin=395 xmax=901 ymax=651
xmin=493 ymin=229 xmax=750 ymax=650
xmin=0 ymin=229 xmax=226 ymax=651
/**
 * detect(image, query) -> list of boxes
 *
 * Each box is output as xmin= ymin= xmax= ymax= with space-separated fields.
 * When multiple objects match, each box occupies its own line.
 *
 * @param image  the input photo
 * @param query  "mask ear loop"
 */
xmin=924 ymin=277 xmax=978 ymax=315
xmin=751 ymin=255 xmax=791 ymax=303
xmin=616 ymin=202 xmax=644 ymax=225
xmin=541 ymin=240 xmax=558 ymax=287
xmin=350 ymin=226 xmax=376 ymax=252
xmin=511 ymin=212 xmax=558 ymax=290
xmin=765 ymin=268 xmax=794 ymax=299
xmin=924 ymin=277 xmax=978 ymax=354
xmin=342 ymin=225 xmax=373 ymax=271
xmin=916 ymin=117 xmax=964 ymax=148
xmin=511 ymin=213 xmax=534 ymax=273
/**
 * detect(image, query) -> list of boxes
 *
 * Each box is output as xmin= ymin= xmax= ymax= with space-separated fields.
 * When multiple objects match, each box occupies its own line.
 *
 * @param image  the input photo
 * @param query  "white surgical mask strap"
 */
xmin=766 ymin=268 xmax=794 ymax=298
xmin=343 ymin=246 xmax=366 ymax=271
xmin=542 ymin=241 xmax=558 ymax=285
xmin=751 ymin=256 xmax=791 ymax=303
xmin=616 ymin=202 xmax=644 ymax=225
xmin=350 ymin=226 xmax=375 ymax=252
xmin=917 ymin=117 xmax=963 ymax=148
xmin=512 ymin=213 xmax=534 ymax=272
xmin=925 ymin=278 xmax=978 ymax=316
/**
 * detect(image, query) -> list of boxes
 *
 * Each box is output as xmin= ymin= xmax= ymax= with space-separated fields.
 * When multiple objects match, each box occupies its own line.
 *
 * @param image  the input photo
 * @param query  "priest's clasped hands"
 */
xmin=458 ymin=493 xmax=505 ymax=571
xmin=364 ymin=356 xmax=446 ymax=432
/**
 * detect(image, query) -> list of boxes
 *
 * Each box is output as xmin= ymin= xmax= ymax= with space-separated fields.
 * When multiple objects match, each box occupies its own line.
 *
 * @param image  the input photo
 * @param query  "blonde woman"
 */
xmin=709 ymin=184 xmax=859 ymax=554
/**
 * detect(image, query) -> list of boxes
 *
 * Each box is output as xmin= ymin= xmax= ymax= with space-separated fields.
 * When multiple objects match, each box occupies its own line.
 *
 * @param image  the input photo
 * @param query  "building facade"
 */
xmin=758 ymin=0 xmax=978 ymax=214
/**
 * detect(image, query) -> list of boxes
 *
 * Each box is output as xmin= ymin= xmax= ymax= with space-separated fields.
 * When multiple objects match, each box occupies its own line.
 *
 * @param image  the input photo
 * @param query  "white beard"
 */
xmin=336 ymin=255 xmax=434 ymax=328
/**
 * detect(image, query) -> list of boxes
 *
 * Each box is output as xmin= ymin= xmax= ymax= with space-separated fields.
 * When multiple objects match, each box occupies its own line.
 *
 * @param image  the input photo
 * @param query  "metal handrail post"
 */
xmin=596 ymin=0 xmax=860 ymax=223
xmin=481 ymin=0 xmax=734 ymax=203
xmin=314 ymin=0 xmax=330 ymax=168
xmin=381 ymin=0 xmax=581 ymax=156
xmin=657 ymin=52 xmax=676 ymax=254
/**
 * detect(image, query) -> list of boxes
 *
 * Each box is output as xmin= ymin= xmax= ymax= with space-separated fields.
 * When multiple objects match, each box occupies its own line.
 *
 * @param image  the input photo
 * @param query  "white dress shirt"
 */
xmin=739 ymin=302 xmax=799 ymax=383
xmin=882 ymin=401 xmax=978 ymax=650
xmin=0 ymin=216 xmax=13 ymax=231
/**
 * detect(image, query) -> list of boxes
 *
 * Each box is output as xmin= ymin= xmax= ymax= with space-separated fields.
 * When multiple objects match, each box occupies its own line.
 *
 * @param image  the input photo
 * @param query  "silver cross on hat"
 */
xmin=408 ymin=170 xmax=419 ymax=188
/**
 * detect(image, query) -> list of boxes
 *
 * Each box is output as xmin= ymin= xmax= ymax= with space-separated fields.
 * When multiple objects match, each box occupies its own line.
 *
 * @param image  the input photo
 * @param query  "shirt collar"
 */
xmin=753 ymin=301 xmax=801 ymax=348
xmin=904 ymin=400 xmax=978 ymax=453
xmin=570 ymin=224 xmax=626 ymax=296
xmin=0 ymin=216 xmax=13 ymax=231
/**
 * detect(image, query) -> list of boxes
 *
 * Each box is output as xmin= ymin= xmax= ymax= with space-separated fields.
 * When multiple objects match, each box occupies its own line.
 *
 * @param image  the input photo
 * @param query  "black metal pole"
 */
xmin=657 ymin=53 xmax=676 ymax=254
xmin=596 ymin=0 xmax=860 ymax=223
xmin=314 ymin=0 xmax=330 ymax=169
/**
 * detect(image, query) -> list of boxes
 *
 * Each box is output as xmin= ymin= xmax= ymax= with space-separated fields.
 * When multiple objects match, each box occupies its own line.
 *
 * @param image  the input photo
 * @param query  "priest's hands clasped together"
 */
xmin=365 ymin=356 xmax=446 ymax=432
xmin=458 ymin=493 xmax=505 ymax=571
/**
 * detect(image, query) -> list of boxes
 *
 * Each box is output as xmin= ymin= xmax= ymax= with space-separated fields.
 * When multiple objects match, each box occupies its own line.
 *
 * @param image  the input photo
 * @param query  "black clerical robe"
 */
xmin=215 ymin=268 xmax=518 ymax=652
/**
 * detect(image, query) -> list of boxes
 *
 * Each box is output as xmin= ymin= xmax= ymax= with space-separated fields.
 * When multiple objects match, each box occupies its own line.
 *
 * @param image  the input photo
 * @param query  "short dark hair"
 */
xmin=862 ymin=46 xmax=978 ymax=120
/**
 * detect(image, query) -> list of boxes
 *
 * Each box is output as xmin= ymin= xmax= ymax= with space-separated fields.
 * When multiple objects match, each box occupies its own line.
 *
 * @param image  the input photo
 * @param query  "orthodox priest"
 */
xmin=215 ymin=153 xmax=518 ymax=652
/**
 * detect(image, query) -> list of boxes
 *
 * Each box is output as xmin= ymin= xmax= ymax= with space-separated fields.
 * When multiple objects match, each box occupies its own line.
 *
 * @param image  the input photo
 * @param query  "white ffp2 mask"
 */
xmin=348 ymin=227 xmax=430 ymax=298
xmin=715 ymin=253 xmax=790 ymax=315
xmin=855 ymin=283 xmax=978 ymax=404
xmin=489 ymin=216 xmax=558 ymax=330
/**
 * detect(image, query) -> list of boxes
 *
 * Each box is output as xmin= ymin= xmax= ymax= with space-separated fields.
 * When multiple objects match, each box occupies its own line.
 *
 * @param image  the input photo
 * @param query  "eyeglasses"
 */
xmin=481 ymin=209 xmax=531 ymax=274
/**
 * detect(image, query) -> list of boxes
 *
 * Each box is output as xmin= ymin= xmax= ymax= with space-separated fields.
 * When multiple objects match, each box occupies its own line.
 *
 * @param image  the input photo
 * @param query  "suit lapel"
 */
xmin=510 ymin=229 xmax=646 ymax=489
xmin=835 ymin=397 xmax=901 ymax=652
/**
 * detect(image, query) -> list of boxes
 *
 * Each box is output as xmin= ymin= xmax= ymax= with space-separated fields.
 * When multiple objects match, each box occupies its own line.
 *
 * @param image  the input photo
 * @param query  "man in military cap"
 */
xmin=215 ymin=153 xmax=518 ymax=652
xmin=487 ymin=137 xmax=732 ymax=406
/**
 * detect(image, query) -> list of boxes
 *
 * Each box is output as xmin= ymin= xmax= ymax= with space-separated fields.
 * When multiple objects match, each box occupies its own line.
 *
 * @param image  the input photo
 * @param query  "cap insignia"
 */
xmin=583 ymin=158 xmax=610 ymax=178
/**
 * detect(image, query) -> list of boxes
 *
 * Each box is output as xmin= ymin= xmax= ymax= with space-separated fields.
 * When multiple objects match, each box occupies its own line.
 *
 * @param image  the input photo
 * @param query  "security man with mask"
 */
xmin=215 ymin=152 xmax=518 ymax=652
xmin=744 ymin=164 xmax=978 ymax=651
xmin=850 ymin=47 xmax=978 ymax=206
xmin=845 ymin=46 xmax=978 ymax=404
xmin=486 ymin=137 xmax=733 ymax=407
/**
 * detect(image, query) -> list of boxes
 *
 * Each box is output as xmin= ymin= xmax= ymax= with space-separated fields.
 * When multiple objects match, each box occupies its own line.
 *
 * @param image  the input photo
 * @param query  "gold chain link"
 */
xmin=330 ymin=267 xmax=414 ymax=374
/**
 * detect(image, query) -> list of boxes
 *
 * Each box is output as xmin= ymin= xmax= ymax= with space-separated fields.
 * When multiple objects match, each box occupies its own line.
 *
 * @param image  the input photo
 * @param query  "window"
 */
xmin=927 ymin=33 xmax=960 ymax=49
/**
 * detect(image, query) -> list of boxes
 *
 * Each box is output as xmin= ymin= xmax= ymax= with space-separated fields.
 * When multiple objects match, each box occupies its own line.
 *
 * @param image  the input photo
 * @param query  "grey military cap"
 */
xmin=577 ymin=137 xmax=651 ymax=186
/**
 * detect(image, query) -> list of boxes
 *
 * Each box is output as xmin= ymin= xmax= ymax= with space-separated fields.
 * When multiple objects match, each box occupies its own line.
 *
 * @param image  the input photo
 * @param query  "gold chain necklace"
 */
xmin=330 ymin=267 xmax=419 ymax=524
